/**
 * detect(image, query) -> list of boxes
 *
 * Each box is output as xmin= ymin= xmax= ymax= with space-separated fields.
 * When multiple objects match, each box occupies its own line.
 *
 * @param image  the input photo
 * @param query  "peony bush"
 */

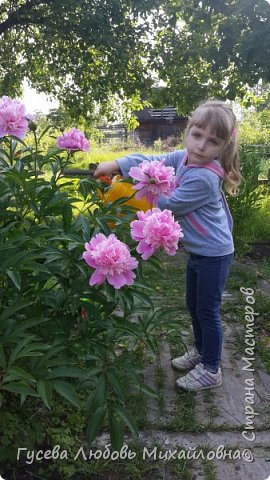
xmin=0 ymin=96 xmax=183 ymax=465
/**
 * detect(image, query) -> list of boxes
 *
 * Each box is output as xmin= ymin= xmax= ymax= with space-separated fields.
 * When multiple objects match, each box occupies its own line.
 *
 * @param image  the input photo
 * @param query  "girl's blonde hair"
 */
xmin=185 ymin=99 xmax=242 ymax=195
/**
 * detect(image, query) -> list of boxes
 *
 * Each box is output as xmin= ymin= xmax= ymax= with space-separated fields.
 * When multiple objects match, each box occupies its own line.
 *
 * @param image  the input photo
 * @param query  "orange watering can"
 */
xmin=99 ymin=175 xmax=151 ymax=212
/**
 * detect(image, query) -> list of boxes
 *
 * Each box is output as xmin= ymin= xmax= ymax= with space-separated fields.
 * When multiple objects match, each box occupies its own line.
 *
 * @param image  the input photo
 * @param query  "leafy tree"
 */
xmin=205 ymin=0 xmax=270 ymax=96
xmin=0 ymin=0 xmax=159 ymax=119
xmin=1 ymin=0 xmax=270 ymax=119
xmin=149 ymin=0 xmax=270 ymax=114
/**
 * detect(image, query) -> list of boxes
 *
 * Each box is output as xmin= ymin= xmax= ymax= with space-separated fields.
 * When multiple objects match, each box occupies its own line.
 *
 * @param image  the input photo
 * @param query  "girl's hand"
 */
xmin=94 ymin=161 xmax=120 ymax=178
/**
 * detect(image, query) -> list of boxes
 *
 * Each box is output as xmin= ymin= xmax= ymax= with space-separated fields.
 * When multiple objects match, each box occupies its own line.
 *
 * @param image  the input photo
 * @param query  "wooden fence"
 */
xmin=96 ymin=124 xmax=128 ymax=144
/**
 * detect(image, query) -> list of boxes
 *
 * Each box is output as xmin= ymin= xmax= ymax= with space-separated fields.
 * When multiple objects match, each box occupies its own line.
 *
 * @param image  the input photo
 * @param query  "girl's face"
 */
xmin=185 ymin=124 xmax=227 ymax=165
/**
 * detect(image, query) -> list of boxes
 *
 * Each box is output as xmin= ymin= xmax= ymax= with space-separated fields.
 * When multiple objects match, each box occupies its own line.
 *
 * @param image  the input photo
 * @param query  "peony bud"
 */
xmin=28 ymin=120 xmax=38 ymax=132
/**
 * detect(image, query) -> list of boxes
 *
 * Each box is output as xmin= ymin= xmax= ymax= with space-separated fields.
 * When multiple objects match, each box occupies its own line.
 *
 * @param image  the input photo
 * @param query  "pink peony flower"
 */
xmin=83 ymin=233 xmax=138 ymax=289
xmin=56 ymin=127 xmax=90 ymax=152
xmin=0 ymin=96 xmax=29 ymax=139
xmin=129 ymin=159 xmax=176 ymax=206
xmin=130 ymin=208 xmax=183 ymax=260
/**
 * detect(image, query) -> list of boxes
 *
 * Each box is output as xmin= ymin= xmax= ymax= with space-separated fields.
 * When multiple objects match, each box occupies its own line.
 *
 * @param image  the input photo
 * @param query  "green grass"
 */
xmin=202 ymin=390 xmax=220 ymax=424
xmin=226 ymin=261 xmax=257 ymax=292
xmin=254 ymin=257 xmax=270 ymax=280
xmin=247 ymin=196 xmax=270 ymax=243
xmin=259 ymin=158 xmax=270 ymax=179
xmin=202 ymin=460 xmax=218 ymax=480
xmin=100 ymin=441 xmax=194 ymax=480
xmin=73 ymin=145 xmax=162 ymax=169
xmin=165 ymin=389 xmax=199 ymax=433
xmin=255 ymin=290 xmax=270 ymax=372
xmin=154 ymin=357 xmax=166 ymax=413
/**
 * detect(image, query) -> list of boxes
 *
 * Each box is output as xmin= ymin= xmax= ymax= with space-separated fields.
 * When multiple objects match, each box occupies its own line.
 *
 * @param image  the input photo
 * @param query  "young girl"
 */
xmin=94 ymin=100 xmax=242 ymax=391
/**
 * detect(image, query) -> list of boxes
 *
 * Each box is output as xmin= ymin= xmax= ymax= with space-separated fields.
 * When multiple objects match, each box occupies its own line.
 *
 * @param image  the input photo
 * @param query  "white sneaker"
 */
xmin=171 ymin=347 xmax=202 ymax=371
xmin=176 ymin=363 xmax=222 ymax=391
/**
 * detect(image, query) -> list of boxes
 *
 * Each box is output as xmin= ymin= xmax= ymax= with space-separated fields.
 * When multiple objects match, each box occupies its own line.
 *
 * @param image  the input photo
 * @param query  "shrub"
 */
xmin=0 ymin=100 xmax=172 ymax=464
xmin=226 ymin=146 xmax=270 ymax=257
xmin=238 ymin=109 xmax=270 ymax=145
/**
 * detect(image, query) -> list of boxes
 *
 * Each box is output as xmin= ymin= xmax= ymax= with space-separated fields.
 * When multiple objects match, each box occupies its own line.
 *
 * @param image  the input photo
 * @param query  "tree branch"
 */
xmin=0 ymin=0 xmax=55 ymax=35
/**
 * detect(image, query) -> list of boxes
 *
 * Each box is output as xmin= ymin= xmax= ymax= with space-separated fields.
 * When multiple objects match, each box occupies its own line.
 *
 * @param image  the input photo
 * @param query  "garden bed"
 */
xmin=244 ymin=242 xmax=270 ymax=260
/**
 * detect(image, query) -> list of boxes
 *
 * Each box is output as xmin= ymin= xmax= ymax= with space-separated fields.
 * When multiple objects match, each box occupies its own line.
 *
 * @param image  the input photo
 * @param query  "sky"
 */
xmin=22 ymin=80 xmax=59 ymax=114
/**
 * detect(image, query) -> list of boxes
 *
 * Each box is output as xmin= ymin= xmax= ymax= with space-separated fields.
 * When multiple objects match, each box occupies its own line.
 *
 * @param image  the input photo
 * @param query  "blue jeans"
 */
xmin=186 ymin=253 xmax=234 ymax=373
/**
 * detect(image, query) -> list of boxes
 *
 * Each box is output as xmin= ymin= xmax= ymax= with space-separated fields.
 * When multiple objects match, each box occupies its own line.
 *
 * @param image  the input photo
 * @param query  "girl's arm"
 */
xmin=94 ymin=160 xmax=120 ymax=177
xmin=94 ymin=150 xmax=186 ymax=178
xmin=158 ymin=175 xmax=212 ymax=217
